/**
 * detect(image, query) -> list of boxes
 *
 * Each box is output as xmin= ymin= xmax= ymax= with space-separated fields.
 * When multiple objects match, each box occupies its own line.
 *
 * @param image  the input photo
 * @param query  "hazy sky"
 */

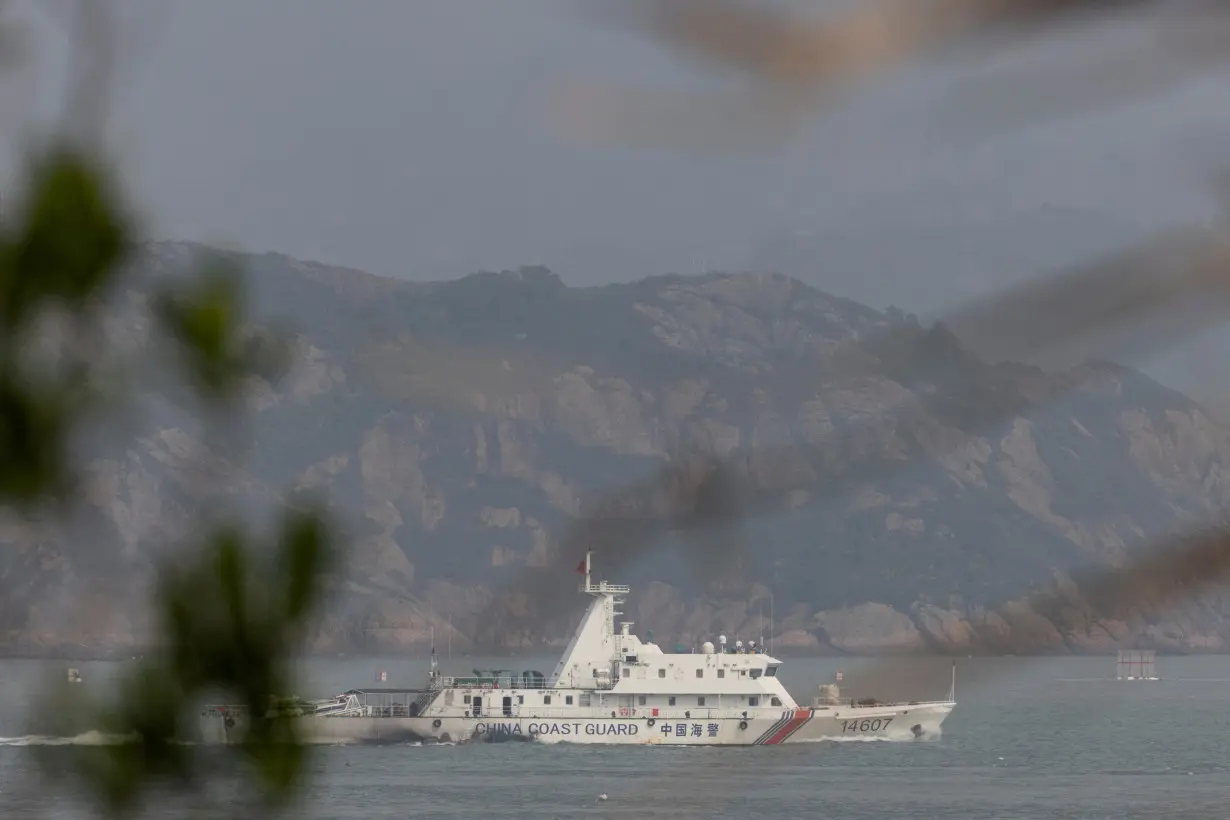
xmin=4 ymin=0 xmax=1230 ymax=400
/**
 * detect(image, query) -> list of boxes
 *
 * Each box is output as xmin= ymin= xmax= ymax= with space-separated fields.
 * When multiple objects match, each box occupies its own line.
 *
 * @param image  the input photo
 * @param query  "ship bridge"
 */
xmin=546 ymin=551 xmax=797 ymax=708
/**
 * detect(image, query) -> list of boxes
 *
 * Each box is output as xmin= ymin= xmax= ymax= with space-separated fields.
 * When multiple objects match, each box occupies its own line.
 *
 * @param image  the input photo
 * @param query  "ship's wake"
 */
xmin=793 ymin=733 xmax=941 ymax=744
xmin=1 ymin=734 xmax=462 ymax=748
xmin=0 ymin=730 xmax=132 ymax=746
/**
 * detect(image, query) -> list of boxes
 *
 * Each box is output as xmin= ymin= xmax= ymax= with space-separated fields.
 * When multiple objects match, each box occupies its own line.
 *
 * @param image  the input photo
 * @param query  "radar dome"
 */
xmin=719 ymin=634 xmax=727 ymax=644
xmin=701 ymin=641 xmax=715 ymax=654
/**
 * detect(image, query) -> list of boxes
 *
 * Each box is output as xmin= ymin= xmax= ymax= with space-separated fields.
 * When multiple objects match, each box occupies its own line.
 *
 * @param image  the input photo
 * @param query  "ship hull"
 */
xmin=198 ymin=701 xmax=953 ymax=746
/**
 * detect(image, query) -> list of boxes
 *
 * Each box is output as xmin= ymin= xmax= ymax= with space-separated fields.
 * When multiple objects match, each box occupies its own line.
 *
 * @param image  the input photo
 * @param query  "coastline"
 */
xmin=2 ymin=643 xmax=1227 ymax=663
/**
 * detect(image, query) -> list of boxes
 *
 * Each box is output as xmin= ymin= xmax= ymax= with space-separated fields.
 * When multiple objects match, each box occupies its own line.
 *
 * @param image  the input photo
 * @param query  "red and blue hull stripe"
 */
xmin=753 ymin=709 xmax=812 ymax=744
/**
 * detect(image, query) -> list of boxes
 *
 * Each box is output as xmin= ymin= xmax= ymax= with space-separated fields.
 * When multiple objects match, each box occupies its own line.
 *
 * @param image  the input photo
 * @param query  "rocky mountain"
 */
xmin=3 ymin=239 xmax=1230 ymax=659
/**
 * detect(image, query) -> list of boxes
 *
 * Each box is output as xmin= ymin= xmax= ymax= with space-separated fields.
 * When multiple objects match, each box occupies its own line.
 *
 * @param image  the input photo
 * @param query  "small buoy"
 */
xmin=598 ymin=794 xmax=608 ymax=802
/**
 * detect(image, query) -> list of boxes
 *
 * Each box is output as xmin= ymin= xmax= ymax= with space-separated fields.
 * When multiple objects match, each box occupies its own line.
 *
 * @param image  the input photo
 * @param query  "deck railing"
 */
xmin=437 ymin=675 xmax=616 ymax=691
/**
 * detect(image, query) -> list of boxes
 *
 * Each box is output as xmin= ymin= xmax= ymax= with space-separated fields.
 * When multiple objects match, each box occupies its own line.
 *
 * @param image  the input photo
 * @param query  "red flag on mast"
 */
xmin=575 ymin=558 xmax=586 ymax=574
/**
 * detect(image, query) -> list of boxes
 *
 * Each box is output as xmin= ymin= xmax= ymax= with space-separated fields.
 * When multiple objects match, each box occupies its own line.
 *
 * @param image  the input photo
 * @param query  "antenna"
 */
xmin=949 ymin=660 xmax=956 ymax=702
xmin=758 ymin=594 xmax=763 ymax=649
xmin=430 ymin=625 xmax=439 ymax=681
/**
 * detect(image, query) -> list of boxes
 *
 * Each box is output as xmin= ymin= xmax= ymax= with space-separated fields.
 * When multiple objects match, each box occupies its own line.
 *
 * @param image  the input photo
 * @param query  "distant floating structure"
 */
xmin=1116 ymin=649 xmax=1160 ymax=681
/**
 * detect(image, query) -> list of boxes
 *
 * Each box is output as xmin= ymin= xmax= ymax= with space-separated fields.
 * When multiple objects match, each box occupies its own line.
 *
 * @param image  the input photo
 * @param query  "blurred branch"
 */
xmin=63 ymin=0 xmax=117 ymax=147
xmin=931 ymin=7 xmax=1230 ymax=139
xmin=0 ymin=4 xmax=337 ymax=818
xmin=555 ymin=0 xmax=1230 ymax=151
xmin=51 ymin=502 xmax=336 ymax=818
xmin=0 ymin=144 xmax=131 ymax=506
xmin=152 ymin=257 xmax=292 ymax=409
xmin=0 ymin=139 xmax=339 ymax=817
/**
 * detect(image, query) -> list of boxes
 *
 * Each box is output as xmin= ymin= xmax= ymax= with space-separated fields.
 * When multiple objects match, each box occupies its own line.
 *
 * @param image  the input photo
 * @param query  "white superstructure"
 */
xmin=201 ymin=551 xmax=956 ymax=745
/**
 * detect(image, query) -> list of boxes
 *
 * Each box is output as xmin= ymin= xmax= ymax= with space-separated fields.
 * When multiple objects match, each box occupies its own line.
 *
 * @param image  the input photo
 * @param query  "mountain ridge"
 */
xmin=3 ymin=240 xmax=1230 ymax=659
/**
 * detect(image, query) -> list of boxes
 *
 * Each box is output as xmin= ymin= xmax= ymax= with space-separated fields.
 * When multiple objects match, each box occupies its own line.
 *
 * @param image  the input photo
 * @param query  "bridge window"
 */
xmin=717 ymin=669 xmax=725 ymax=679
xmin=695 ymin=669 xmax=703 ymax=678
xmin=771 ymin=697 xmax=782 ymax=706
xmin=658 ymin=669 xmax=666 ymax=678
xmin=749 ymin=669 xmax=763 ymax=679
xmin=543 ymin=695 xmax=552 ymax=705
xmin=766 ymin=666 xmax=779 ymax=677
xmin=748 ymin=696 xmax=760 ymax=707
xmin=697 ymin=697 xmax=706 ymax=706
xmin=668 ymin=696 xmax=677 ymax=706
xmin=565 ymin=695 xmax=574 ymax=705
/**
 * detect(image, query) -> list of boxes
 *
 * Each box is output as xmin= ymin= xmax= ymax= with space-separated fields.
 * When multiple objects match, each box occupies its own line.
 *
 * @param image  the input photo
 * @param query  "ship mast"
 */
xmin=580 ymin=548 xmax=621 ymax=635
xmin=548 ymin=548 xmax=631 ymax=687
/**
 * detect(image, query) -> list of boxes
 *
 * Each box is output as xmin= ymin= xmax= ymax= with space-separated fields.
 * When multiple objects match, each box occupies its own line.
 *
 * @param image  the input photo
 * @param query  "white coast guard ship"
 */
xmin=200 ymin=552 xmax=956 ymax=745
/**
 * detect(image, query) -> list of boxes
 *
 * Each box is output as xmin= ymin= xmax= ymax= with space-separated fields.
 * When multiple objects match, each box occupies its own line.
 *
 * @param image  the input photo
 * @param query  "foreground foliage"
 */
xmin=1 ymin=144 xmax=336 ymax=816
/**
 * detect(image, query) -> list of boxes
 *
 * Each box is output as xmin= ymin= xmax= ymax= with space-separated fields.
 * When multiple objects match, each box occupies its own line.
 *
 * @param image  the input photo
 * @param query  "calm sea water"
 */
xmin=2 ymin=654 xmax=1229 ymax=819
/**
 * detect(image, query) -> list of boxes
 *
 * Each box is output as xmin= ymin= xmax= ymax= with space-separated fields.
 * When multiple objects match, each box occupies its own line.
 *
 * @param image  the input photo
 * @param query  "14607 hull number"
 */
xmin=839 ymin=717 xmax=892 ymax=734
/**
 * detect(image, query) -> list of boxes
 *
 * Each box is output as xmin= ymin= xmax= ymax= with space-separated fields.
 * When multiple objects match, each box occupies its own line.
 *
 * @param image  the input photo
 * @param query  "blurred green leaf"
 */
xmin=77 ymin=664 xmax=194 ymax=817
xmin=3 ymin=145 xmax=130 ymax=328
xmin=152 ymin=261 xmax=292 ymax=404
xmin=0 ymin=368 xmax=73 ymax=502
xmin=151 ymin=263 xmax=245 ymax=399
xmin=52 ymin=503 xmax=337 ymax=815
xmin=0 ymin=134 xmax=336 ymax=817
xmin=279 ymin=503 xmax=333 ymax=623
xmin=0 ymin=146 xmax=132 ymax=507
